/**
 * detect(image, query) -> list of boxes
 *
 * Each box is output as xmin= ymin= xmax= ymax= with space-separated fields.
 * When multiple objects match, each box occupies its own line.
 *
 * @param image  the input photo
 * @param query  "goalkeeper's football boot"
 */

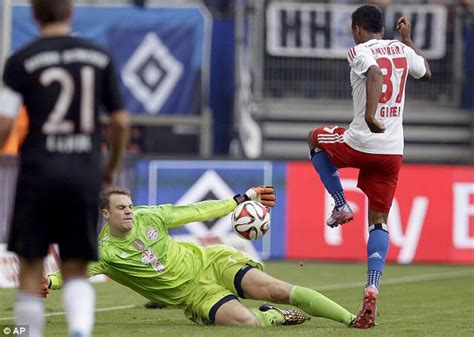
xmin=350 ymin=286 xmax=378 ymax=329
xmin=259 ymin=303 xmax=311 ymax=325
xmin=326 ymin=203 xmax=354 ymax=228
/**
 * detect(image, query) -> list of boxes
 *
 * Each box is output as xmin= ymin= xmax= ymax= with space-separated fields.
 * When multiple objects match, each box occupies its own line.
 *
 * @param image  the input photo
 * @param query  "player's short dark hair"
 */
xmin=351 ymin=5 xmax=384 ymax=33
xmin=100 ymin=187 xmax=131 ymax=210
xmin=30 ymin=0 xmax=72 ymax=25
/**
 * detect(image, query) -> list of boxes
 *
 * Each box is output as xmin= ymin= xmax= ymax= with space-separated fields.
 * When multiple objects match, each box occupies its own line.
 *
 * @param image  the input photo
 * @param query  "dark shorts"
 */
xmin=7 ymin=171 xmax=100 ymax=261
xmin=312 ymin=126 xmax=403 ymax=213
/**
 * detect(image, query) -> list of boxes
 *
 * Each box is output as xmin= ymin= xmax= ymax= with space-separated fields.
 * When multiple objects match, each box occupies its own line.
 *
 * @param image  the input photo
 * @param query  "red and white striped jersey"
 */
xmin=344 ymin=39 xmax=426 ymax=155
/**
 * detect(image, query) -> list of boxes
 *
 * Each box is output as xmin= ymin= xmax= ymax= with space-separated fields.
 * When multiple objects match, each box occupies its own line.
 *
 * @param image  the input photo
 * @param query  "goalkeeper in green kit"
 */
xmin=44 ymin=186 xmax=366 ymax=328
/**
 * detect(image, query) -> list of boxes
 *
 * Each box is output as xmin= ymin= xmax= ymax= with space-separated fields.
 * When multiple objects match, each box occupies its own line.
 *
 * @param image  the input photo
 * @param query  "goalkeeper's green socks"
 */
xmin=289 ymin=286 xmax=355 ymax=326
xmin=250 ymin=308 xmax=285 ymax=327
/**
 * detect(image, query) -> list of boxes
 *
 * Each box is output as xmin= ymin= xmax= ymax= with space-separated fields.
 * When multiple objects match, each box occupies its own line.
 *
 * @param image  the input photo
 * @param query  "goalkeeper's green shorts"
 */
xmin=184 ymin=244 xmax=263 ymax=325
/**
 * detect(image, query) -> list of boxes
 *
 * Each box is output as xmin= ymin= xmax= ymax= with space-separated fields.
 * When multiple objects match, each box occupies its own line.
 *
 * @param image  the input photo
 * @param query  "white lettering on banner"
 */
xmin=389 ymin=197 xmax=429 ymax=264
xmin=324 ymin=179 xmax=365 ymax=245
xmin=453 ymin=183 xmax=474 ymax=249
xmin=266 ymin=3 xmax=447 ymax=59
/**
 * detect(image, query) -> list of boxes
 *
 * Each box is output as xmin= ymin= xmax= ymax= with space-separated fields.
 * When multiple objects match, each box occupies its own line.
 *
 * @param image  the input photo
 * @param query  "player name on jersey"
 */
xmin=370 ymin=45 xmax=403 ymax=57
xmin=24 ymin=48 xmax=109 ymax=73
xmin=46 ymin=134 xmax=92 ymax=153
xmin=380 ymin=105 xmax=400 ymax=118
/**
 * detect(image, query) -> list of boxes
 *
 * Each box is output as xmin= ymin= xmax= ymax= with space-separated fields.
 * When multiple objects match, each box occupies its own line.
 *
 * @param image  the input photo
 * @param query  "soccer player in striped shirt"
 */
xmin=307 ymin=5 xmax=431 ymax=328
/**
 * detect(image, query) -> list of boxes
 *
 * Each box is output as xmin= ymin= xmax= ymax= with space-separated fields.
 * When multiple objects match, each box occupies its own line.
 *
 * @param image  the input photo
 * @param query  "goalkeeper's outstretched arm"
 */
xmin=43 ymin=260 xmax=106 ymax=295
xmin=162 ymin=186 xmax=276 ymax=229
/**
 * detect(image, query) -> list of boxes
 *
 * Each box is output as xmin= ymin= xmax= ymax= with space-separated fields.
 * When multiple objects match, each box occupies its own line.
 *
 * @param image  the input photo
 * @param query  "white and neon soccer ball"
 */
xmin=231 ymin=201 xmax=270 ymax=240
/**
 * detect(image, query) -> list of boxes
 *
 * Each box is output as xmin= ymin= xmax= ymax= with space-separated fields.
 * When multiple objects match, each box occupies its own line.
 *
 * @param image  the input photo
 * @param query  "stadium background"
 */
xmin=0 ymin=0 xmax=473 ymax=288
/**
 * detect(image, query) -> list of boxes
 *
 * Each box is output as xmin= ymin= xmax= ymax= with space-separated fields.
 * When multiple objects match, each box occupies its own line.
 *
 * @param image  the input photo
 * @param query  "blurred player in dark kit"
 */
xmin=0 ymin=1 xmax=129 ymax=336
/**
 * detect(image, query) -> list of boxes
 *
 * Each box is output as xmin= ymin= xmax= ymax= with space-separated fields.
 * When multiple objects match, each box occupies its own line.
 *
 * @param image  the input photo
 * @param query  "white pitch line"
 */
xmin=1 ymin=269 xmax=473 ymax=321
xmin=0 ymin=304 xmax=136 ymax=322
xmin=313 ymin=269 xmax=474 ymax=291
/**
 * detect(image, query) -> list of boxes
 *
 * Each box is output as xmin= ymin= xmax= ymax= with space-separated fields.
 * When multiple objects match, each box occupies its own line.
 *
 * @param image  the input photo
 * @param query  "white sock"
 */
xmin=62 ymin=278 xmax=95 ymax=337
xmin=15 ymin=292 xmax=44 ymax=337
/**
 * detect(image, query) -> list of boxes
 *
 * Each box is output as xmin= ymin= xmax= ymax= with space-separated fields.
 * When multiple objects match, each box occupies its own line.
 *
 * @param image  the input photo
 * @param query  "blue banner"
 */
xmin=11 ymin=5 xmax=211 ymax=116
xmin=134 ymin=160 xmax=287 ymax=259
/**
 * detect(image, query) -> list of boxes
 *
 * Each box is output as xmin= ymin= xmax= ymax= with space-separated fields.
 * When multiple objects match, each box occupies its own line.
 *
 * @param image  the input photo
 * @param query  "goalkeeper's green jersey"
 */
xmin=50 ymin=199 xmax=237 ymax=307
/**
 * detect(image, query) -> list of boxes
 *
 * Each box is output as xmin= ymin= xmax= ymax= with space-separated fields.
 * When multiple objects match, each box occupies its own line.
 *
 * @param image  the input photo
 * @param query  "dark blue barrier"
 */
xmin=210 ymin=19 xmax=235 ymax=154
xmin=462 ymin=24 xmax=474 ymax=110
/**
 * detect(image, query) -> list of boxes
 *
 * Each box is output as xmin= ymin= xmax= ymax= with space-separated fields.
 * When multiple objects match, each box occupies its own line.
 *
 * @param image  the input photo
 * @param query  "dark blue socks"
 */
xmin=333 ymin=190 xmax=346 ymax=208
xmin=310 ymin=150 xmax=346 ymax=207
xmin=366 ymin=224 xmax=389 ymax=289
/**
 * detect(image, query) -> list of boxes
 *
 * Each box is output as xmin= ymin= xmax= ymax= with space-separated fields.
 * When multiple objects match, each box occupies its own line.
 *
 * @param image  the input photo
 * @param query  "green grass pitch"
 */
xmin=1 ymin=261 xmax=473 ymax=337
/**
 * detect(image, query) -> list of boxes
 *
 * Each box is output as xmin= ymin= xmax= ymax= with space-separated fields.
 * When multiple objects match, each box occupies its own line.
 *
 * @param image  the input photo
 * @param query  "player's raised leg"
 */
xmin=307 ymin=128 xmax=353 ymax=227
xmin=240 ymin=267 xmax=356 ymax=327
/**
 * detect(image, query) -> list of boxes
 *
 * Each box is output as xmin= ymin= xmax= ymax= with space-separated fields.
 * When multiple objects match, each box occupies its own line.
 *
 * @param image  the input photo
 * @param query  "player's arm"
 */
xmin=365 ymin=65 xmax=386 ymax=133
xmin=42 ymin=260 xmax=106 ymax=294
xmin=397 ymin=16 xmax=431 ymax=81
xmin=162 ymin=186 xmax=276 ymax=229
xmin=160 ymin=199 xmax=237 ymax=229
xmin=349 ymin=46 xmax=385 ymax=133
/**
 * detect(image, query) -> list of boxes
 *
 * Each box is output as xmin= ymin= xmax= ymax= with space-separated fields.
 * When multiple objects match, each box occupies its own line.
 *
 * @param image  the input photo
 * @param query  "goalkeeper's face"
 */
xmin=103 ymin=193 xmax=134 ymax=235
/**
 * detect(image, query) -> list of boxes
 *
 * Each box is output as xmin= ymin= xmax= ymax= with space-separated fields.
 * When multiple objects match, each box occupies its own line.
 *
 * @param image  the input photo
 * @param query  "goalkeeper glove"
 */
xmin=233 ymin=185 xmax=276 ymax=207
